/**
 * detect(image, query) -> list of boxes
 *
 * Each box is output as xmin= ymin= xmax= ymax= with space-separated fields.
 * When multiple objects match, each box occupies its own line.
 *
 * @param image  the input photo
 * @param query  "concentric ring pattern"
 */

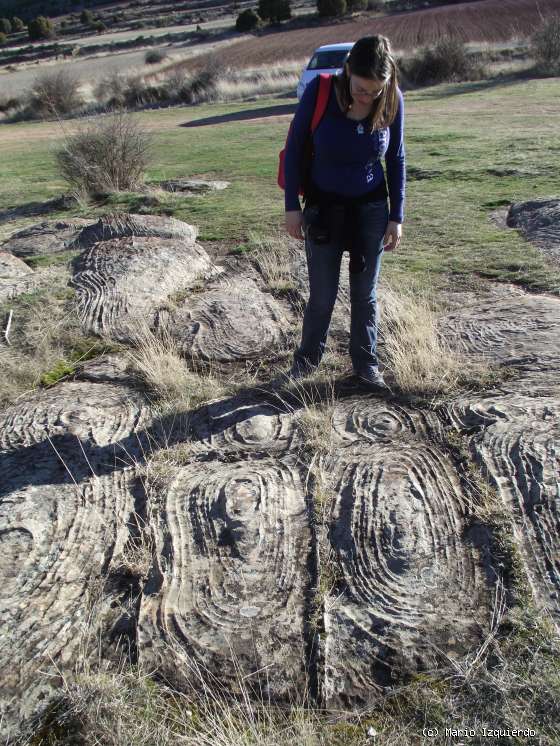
xmin=170 ymin=276 xmax=287 ymax=362
xmin=0 ymin=381 xmax=152 ymax=732
xmin=137 ymin=453 xmax=312 ymax=698
xmin=448 ymin=394 xmax=560 ymax=628
xmin=320 ymin=400 xmax=496 ymax=707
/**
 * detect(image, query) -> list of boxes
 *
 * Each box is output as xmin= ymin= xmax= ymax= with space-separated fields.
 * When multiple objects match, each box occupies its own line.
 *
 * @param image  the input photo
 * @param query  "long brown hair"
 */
xmin=334 ymin=35 xmax=399 ymax=134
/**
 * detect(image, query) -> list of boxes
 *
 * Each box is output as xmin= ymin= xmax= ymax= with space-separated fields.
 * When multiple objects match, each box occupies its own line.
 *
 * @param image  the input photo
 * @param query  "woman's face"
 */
xmin=347 ymin=68 xmax=386 ymax=107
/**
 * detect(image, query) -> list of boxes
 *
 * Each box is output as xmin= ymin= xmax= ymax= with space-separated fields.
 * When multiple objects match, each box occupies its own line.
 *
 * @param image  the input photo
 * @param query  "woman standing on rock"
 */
xmin=284 ymin=35 xmax=406 ymax=393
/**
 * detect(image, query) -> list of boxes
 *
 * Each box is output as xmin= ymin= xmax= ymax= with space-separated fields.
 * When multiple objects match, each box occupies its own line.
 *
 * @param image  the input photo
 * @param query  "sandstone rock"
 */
xmin=506 ymin=197 xmax=560 ymax=265
xmin=319 ymin=399 xmax=496 ymax=703
xmin=0 ymin=250 xmax=33 ymax=279
xmin=72 ymin=213 xmax=198 ymax=251
xmin=444 ymin=393 xmax=560 ymax=627
xmin=137 ymin=450 xmax=313 ymax=700
xmin=186 ymin=389 xmax=301 ymax=455
xmin=0 ymin=250 xmax=34 ymax=303
xmin=0 ymin=219 xmax=94 ymax=258
xmin=159 ymin=178 xmax=230 ymax=194
xmin=1 ymin=246 xmax=559 ymax=740
xmin=438 ymin=284 xmax=560 ymax=395
xmin=69 ymin=214 xmax=223 ymax=342
xmin=0 ymin=380 xmax=153 ymax=740
xmin=0 ymin=264 xmax=68 ymax=304
xmin=162 ymin=273 xmax=287 ymax=362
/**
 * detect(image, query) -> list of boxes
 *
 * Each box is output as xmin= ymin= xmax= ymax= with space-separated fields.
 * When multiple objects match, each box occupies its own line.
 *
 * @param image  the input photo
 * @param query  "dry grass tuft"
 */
xmin=123 ymin=315 xmax=227 ymax=412
xmin=0 ymin=274 xmax=120 ymax=407
xmin=26 ymin=69 xmax=85 ymax=120
xmin=296 ymin=394 xmax=336 ymax=460
xmin=213 ymin=62 xmax=302 ymax=101
xmin=532 ymin=13 xmax=560 ymax=74
xmin=248 ymin=229 xmax=300 ymax=295
xmin=378 ymin=279 xmax=490 ymax=397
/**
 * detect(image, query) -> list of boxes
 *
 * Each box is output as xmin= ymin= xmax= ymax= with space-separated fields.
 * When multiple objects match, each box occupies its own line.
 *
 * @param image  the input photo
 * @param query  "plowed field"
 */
xmin=176 ymin=0 xmax=560 ymax=71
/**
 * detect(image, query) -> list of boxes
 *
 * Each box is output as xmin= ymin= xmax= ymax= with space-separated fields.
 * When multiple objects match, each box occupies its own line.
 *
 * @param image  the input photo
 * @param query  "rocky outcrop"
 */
xmin=0 ymin=377 xmax=153 ymax=736
xmin=159 ymin=272 xmax=288 ymax=362
xmin=69 ymin=214 xmax=223 ymax=342
xmin=159 ymin=178 xmax=230 ymax=194
xmin=0 ymin=219 xmax=94 ymax=258
xmin=0 ymin=251 xmax=33 ymax=279
xmin=506 ymin=197 xmax=560 ymax=265
xmin=1 ymin=213 xmax=559 ymax=741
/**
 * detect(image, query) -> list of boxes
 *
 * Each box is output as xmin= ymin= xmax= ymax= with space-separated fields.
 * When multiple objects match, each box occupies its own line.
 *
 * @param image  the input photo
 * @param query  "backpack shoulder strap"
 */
xmin=310 ymin=73 xmax=332 ymax=133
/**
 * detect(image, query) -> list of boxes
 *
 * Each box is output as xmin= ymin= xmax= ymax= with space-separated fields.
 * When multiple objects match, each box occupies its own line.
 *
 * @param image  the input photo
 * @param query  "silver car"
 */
xmin=296 ymin=42 xmax=354 ymax=101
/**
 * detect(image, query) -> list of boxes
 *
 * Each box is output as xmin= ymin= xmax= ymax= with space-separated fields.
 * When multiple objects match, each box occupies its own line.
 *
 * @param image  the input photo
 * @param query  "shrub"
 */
xmin=0 ymin=32 xmax=6 ymax=45
xmin=93 ymin=21 xmax=106 ymax=33
xmin=28 ymin=16 xmax=55 ymax=41
xmin=94 ymin=72 xmax=165 ymax=109
xmin=55 ymin=109 xmax=152 ymax=196
xmin=257 ymin=0 xmax=291 ymax=23
xmin=124 ymin=78 xmax=164 ymax=106
xmin=532 ymin=14 xmax=560 ymax=74
xmin=11 ymin=16 xmax=25 ymax=32
xmin=0 ymin=17 xmax=12 ymax=34
xmin=145 ymin=48 xmax=167 ymax=64
xmin=347 ymin=0 xmax=368 ymax=10
xmin=27 ymin=69 xmax=83 ymax=118
xmin=0 ymin=95 xmax=20 ymax=113
xmin=80 ymin=9 xmax=94 ymax=24
xmin=178 ymin=63 xmax=222 ymax=104
xmin=235 ymin=8 xmax=260 ymax=31
xmin=405 ymin=37 xmax=486 ymax=85
xmin=317 ymin=0 xmax=347 ymax=17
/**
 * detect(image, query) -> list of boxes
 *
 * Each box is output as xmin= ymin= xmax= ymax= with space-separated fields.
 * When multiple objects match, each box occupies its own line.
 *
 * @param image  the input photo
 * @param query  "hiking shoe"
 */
xmin=354 ymin=368 xmax=393 ymax=394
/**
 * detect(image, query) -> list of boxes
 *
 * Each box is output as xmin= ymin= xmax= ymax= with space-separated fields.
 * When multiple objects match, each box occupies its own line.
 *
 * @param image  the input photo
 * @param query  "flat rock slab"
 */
xmin=72 ymin=213 xmax=198 ymax=251
xmin=0 ymin=250 xmax=33 ymax=279
xmin=444 ymin=393 xmax=560 ymax=627
xmin=0 ymin=219 xmax=94 ymax=258
xmin=0 ymin=250 xmax=34 ymax=303
xmin=163 ymin=273 xmax=288 ymax=362
xmin=2 ymin=259 xmax=560 ymax=736
xmin=72 ymin=352 xmax=133 ymax=385
xmin=186 ymin=389 xmax=303 ymax=456
xmin=506 ymin=197 xmax=560 ymax=264
xmin=159 ymin=178 xmax=230 ymax=194
xmin=69 ymin=214 xmax=222 ymax=342
xmin=0 ymin=380 xmax=153 ymax=740
xmin=137 ymin=450 xmax=313 ymax=700
xmin=318 ymin=399 xmax=496 ymax=705
xmin=0 ymin=265 xmax=67 ymax=305
xmin=438 ymin=284 xmax=560 ymax=393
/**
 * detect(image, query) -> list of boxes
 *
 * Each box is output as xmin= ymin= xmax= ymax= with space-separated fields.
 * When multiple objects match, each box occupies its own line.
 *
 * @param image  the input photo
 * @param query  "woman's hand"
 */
xmin=383 ymin=221 xmax=402 ymax=251
xmin=285 ymin=210 xmax=305 ymax=240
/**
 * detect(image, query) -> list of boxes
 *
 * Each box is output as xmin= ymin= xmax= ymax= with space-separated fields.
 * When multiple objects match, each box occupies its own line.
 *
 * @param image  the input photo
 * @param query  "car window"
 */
xmin=307 ymin=50 xmax=349 ymax=70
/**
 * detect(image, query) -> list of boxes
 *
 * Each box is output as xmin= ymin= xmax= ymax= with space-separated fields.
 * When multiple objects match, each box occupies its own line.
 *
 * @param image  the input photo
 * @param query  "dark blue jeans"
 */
xmin=292 ymin=198 xmax=389 ymax=375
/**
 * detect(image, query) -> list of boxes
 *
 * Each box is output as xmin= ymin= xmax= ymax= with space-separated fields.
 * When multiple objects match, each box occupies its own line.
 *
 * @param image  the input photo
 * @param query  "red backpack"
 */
xmin=277 ymin=73 xmax=332 ymax=195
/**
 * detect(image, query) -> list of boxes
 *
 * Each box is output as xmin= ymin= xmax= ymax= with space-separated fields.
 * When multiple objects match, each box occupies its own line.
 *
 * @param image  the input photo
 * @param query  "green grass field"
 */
xmin=1 ymin=75 xmax=559 ymax=295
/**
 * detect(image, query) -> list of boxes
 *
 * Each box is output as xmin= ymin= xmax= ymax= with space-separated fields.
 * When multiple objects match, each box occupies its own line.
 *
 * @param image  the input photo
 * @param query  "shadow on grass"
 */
xmin=180 ymin=103 xmax=296 ymax=128
xmin=0 ymin=194 xmax=74 ymax=226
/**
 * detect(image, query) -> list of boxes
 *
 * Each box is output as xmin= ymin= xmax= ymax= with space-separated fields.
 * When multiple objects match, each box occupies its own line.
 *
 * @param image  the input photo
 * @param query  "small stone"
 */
xmin=239 ymin=605 xmax=260 ymax=618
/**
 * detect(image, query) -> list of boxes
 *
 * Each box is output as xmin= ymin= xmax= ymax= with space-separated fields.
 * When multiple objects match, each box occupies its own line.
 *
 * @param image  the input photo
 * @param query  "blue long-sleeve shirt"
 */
xmin=284 ymin=74 xmax=406 ymax=223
